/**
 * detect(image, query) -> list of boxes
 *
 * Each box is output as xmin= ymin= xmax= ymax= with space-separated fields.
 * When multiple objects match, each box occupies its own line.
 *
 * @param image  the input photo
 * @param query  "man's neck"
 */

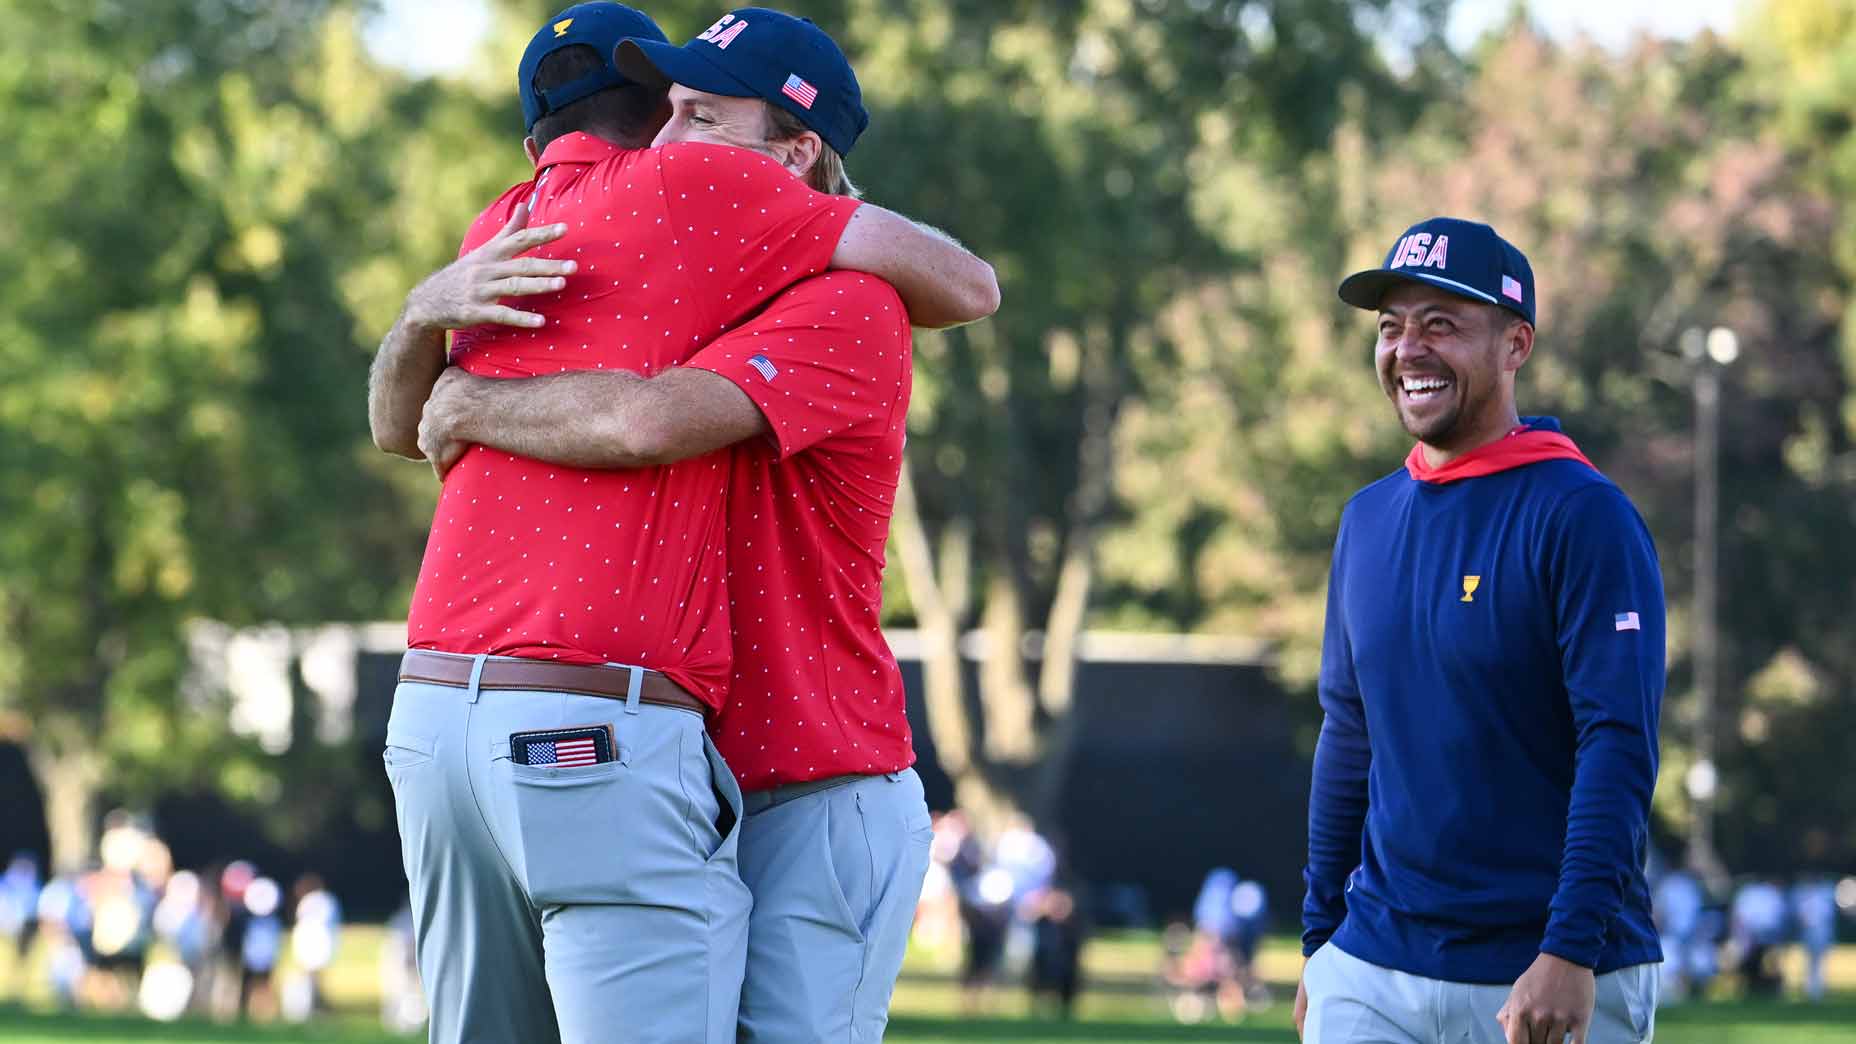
xmin=1418 ymin=408 xmax=1523 ymax=468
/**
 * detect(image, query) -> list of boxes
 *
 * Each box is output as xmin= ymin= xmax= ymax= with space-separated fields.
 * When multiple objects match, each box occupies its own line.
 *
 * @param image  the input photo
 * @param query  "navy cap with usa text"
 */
xmin=614 ymin=8 xmax=869 ymax=156
xmin=518 ymin=2 xmax=669 ymax=132
xmin=1338 ymin=217 xmax=1536 ymax=326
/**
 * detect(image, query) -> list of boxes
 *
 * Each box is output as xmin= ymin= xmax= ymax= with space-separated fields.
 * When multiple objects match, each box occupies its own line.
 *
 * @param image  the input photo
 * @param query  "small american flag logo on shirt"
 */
xmin=748 ymin=354 xmax=779 ymax=381
xmin=1614 ymin=611 xmax=1641 ymax=632
xmin=1502 ymin=275 xmax=1525 ymax=302
xmin=781 ymin=74 xmax=818 ymax=110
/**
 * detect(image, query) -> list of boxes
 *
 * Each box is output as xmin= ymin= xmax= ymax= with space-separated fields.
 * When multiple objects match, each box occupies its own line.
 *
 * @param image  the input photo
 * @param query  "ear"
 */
xmin=523 ymin=136 xmax=542 ymax=167
xmin=780 ymin=131 xmax=823 ymax=182
xmin=1503 ymin=319 xmax=1535 ymax=373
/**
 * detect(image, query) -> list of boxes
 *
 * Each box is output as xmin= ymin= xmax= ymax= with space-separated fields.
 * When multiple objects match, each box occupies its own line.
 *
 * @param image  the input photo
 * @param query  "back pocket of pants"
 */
xmin=506 ymin=728 xmax=707 ymax=907
xmin=382 ymin=730 xmax=435 ymax=786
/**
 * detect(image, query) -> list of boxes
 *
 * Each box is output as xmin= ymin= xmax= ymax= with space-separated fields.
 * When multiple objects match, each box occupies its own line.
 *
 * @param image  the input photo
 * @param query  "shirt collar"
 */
xmin=535 ymin=131 xmax=632 ymax=171
xmin=1404 ymin=416 xmax=1594 ymax=485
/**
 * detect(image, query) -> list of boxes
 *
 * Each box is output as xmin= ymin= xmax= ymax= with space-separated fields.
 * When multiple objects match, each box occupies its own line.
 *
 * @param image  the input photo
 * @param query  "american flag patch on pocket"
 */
xmin=510 ymin=724 xmax=615 ymax=767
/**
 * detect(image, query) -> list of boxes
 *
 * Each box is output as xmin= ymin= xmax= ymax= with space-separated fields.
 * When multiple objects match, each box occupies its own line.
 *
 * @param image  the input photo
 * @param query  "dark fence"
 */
xmin=0 ymin=634 xmax=1317 ymax=926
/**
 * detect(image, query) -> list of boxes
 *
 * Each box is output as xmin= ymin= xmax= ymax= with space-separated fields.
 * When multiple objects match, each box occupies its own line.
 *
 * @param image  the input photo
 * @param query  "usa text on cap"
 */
xmin=613 ymin=7 xmax=869 ymax=156
xmin=1337 ymin=217 xmax=1536 ymax=326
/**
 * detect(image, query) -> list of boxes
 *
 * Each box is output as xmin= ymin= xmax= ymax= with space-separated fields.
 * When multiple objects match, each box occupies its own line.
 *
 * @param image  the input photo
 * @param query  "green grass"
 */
xmin=0 ymin=930 xmax=1852 ymax=1042
xmin=2 ymin=1002 xmax=1856 ymax=1043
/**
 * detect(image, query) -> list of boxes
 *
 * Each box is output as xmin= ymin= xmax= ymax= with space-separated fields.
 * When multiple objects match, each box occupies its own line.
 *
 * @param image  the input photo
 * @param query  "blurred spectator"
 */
xmin=1192 ymin=868 xmax=1240 ymax=940
xmin=1027 ymin=883 xmax=1086 ymax=1018
xmin=957 ymin=862 xmax=1013 ymax=1014
xmin=282 ymin=873 xmax=342 ymax=1021
xmin=995 ymin=817 xmax=1058 ymax=985
xmin=1653 ymin=866 xmax=1707 ymax=1001
xmin=86 ymin=812 xmax=161 ymax=1011
xmin=993 ymin=815 xmax=1056 ymax=899
xmin=1165 ymin=922 xmax=1234 ymax=1023
xmin=1225 ymin=878 xmax=1270 ymax=1009
xmin=151 ymin=869 xmax=217 ymax=1017
xmin=0 ymin=853 xmax=40 ymax=999
xmin=912 ymin=812 xmax=968 ymax=967
xmin=1172 ymin=867 xmax=1269 ymax=1021
xmin=238 ymin=876 xmax=285 ymax=1019
xmin=380 ymin=901 xmax=428 ymax=1034
xmin=217 ymin=860 xmax=257 ymax=1016
xmin=35 ymin=872 xmax=88 ymax=1010
xmin=1792 ymin=877 xmax=1838 ymax=1002
xmin=1730 ymin=878 xmax=1789 ymax=998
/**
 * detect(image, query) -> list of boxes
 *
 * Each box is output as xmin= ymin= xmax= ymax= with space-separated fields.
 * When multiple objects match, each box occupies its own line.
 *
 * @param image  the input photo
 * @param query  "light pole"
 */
xmin=1680 ymin=325 xmax=1736 ymax=888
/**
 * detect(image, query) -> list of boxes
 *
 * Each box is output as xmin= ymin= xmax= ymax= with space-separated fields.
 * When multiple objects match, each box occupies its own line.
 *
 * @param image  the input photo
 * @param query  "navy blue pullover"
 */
xmin=1302 ymin=418 xmax=1664 ymax=983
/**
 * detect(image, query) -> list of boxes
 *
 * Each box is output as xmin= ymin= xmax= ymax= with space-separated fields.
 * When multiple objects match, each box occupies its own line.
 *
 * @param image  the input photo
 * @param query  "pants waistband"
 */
xmin=398 ymin=649 xmax=707 ymax=717
xmin=741 ymin=773 xmax=885 ymax=815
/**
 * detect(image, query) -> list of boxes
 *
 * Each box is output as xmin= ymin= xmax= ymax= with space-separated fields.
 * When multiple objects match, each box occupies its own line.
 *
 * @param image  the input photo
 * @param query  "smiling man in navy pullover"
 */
xmin=1295 ymin=219 xmax=1664 ymax=1044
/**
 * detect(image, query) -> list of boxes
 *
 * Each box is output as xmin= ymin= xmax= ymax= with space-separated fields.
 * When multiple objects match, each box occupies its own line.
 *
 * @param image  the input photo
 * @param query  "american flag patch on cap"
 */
xmin=1502 ymin=275 xmax=1525 ymax=302
xmin=510 ymin=724 xmax=613 ymax=767
xmin=781 ymin=74 xmax=818 ymax=110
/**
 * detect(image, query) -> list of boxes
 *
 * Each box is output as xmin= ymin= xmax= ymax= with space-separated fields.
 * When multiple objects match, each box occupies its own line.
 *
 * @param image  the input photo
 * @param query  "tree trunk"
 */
xmin=978 ymin=570 xmax=1038 ymax=763
xmin=891 ymin=461 xmax=974 ymax=777
xmin=28 ymin=742 xmax=104 ymax=873
xmin=1032 ymin=322 xmax=1123 ymax=823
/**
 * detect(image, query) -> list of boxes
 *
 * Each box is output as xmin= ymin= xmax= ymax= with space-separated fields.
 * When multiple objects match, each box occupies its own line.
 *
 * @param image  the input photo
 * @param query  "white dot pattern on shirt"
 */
xmin=690 ymin=273 xmax=916 ymax=789
xmin=407 ymin=141 xmax=855 ymax=713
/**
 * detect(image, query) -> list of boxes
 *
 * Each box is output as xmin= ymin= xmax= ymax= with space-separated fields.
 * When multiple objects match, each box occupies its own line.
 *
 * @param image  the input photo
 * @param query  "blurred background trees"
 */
xmin=1 ymin=0 xmax=1852 ymax=880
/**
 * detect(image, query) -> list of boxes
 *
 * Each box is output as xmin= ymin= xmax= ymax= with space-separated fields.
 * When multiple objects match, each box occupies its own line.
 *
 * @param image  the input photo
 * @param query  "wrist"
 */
xmin=441 ymin=376 xmax=491 ymax=443
xmin=1537 ymin=945 xmax=1595 ymax=973
xmin=398 ymin=300 xmax=442 ymax=338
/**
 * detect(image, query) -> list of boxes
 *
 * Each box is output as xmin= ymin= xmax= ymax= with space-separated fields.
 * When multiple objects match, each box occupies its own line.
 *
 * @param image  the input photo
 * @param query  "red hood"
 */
xmin=1405 ymin=425 xmax=1593 ymax=484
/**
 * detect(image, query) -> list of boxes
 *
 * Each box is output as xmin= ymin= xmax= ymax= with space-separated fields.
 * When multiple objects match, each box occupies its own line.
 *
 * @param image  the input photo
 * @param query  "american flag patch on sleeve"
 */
xmin=1614 ymin=611 xmax=1641 ymax=632
xmin=509 ymin=724 xmax=614 ymax=767
xmin=748 ymin=354 xmax=778 ymax=381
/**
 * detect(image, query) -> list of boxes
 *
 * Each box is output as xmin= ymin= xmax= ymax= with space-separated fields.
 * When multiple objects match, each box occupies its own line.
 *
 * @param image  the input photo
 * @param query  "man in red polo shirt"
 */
xmin=410 ymin=11 xmax=969 ymax=1041
xmin=365 ymin=6 xmax=996 ymax=1044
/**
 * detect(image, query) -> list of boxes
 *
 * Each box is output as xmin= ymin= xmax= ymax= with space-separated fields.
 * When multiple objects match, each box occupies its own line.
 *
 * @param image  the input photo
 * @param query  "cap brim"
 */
xmin=1337 ymin=269 xmax=1501 ymax=312
xmin=614 ymin=38 xmax=759 ymax=99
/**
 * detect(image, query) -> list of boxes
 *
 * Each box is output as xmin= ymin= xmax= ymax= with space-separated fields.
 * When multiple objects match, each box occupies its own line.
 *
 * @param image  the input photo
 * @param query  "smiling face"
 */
xmin=653 ymin=83 xmax=773 ymax=151
xmin=1374 ymin=282 xmax=1533 ymax=457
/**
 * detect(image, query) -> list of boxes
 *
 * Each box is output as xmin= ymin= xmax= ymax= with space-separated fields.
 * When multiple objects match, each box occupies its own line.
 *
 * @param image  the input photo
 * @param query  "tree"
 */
xmin=828 ymin=0 xmax=1445 ymax=828
xmin=1108 ymin=19 xmax=1856 ymax=872
xmin=0 ymin=0 xmax=468 ymax=868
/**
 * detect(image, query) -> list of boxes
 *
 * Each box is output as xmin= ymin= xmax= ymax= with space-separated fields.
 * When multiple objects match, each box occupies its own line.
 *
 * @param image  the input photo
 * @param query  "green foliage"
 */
xmin=2 ymin=0 xmax=1855 ymax=874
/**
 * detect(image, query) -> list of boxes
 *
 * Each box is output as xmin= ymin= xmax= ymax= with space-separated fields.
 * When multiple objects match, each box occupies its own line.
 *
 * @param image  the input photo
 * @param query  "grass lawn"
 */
xmin=0 ymin=929 xmax=1850 ymax=1042
xmin=2 ymin=1001 xmax=1855 ymax=1043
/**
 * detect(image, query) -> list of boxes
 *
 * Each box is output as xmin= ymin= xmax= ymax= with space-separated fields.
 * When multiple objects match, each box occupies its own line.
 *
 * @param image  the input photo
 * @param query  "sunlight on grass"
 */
xmin=0 ymin=930 xmax=1853 ymax=1043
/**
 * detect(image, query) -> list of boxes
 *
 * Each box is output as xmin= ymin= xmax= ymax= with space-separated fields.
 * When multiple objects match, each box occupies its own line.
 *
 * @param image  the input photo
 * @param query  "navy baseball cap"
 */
xmin=518 ymin=2 xmax=669 ymax=132
xmin=614 ymin=8 xmax=869 ymax=156
xmin=1338 ymin=217 xmax=1536 ymax=326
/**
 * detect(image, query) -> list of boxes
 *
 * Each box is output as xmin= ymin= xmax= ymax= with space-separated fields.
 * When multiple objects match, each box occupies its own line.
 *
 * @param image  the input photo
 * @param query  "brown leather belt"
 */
xmin=398 ymin=650 xmax=707 ymax=716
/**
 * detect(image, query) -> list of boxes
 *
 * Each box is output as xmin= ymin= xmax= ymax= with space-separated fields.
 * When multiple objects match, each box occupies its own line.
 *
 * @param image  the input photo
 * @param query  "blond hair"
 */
xmin=764 ymin=104 xmax=861 ymax=199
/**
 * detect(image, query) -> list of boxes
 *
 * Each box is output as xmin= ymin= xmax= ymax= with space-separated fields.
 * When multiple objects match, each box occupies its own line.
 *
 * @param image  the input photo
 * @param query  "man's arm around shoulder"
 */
xmin=833 ymin=205 xmax=1000 ymax=329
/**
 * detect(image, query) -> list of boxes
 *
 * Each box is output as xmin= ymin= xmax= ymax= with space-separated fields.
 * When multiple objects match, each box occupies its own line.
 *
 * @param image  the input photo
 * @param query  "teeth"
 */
xmin=1401 ymin=376 xmax=1450 ymax=392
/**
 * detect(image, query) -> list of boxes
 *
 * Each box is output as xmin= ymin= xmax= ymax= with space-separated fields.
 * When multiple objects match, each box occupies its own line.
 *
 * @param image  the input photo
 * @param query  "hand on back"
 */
xmin=404 ymin=203 xmax=573 ymax=332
